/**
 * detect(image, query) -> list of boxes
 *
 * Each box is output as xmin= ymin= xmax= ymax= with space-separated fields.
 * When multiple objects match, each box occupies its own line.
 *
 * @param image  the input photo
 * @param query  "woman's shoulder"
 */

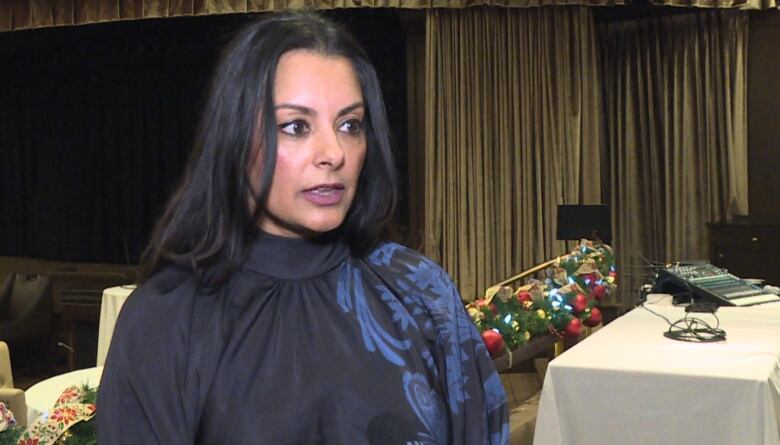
xmin=126 ymin=265 xmax=194 ymax=304
xmin=117 ymin=265 xmax=200 ymax=331
xmin=365 ymin=241 xmax=435 ymax=267
xmin=364 ymin=241 xmax=459 ymax=301
xmin=108 ymin=264 xmax=227 ymax=365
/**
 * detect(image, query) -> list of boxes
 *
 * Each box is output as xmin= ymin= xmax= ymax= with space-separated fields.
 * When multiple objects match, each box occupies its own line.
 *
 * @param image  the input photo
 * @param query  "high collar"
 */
xmin=243 ymin=230 xmax=349 ymax=280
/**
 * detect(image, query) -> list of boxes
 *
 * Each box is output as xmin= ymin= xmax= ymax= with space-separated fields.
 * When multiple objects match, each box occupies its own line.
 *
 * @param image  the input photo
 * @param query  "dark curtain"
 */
xmin=0 ymin=0 xmax=628 ymax=33
xmin=0 ymin=10 xmax=407 ymax=264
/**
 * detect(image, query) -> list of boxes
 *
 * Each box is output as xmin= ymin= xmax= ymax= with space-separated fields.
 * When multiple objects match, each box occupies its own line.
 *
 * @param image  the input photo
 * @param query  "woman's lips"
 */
xmin=302 ymin=184 xmax=345 ymax=206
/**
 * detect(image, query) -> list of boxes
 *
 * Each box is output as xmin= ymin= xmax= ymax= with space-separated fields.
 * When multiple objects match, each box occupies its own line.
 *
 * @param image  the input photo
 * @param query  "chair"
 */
xmin=0 ymin=341 xmax=27 ymax=426
xmin=0 ymin=273 xmax=53 ymax=345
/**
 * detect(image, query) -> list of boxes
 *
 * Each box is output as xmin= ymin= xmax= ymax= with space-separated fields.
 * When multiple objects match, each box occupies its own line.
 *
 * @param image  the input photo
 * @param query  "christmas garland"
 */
xmin=466 ymin=241 xmax=617 ymax=357
xmin=0 ymin=384 xmax=97 ymax=445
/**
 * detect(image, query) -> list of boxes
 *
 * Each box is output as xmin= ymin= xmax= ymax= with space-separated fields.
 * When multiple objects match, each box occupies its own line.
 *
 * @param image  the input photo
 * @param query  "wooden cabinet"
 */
xmin=708 ymin=223 xmax=780 ymax=286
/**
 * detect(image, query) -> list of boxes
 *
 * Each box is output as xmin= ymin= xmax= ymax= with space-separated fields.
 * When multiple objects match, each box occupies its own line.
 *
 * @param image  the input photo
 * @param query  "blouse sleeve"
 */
xmin=388 ymin=246 xmax=510 ymax=444
xmin=439 ymin=273 xmax=510 ymax=444
xmin=97 ymin=274 xmax=202 ymax=444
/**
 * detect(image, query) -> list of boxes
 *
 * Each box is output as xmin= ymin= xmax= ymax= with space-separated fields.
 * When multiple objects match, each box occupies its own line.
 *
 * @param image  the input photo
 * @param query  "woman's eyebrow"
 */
xmin=275 ymin=103 xmax=315 ymax=116
xmin=336 ymin=102 xmax=364 ymax=118
xmin=273 ymin=102 xmax=364 ymax=118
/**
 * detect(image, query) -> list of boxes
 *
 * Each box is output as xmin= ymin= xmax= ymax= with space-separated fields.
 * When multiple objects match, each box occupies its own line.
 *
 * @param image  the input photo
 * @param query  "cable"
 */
xmin=639 ymin=302 xmax=726 ymax=343
xmin=57 ymin=342 xmax=75 ymax=352
xmin=639 ymin=301 xmax=675 ymax=325
xmin=663 ymin=312 xmax=726 ymax=343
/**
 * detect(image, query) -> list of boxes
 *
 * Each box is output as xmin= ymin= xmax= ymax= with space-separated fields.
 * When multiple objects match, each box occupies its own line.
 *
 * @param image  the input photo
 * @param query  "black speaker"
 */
xmin=556 ymin=204 xmax=611 ymax=244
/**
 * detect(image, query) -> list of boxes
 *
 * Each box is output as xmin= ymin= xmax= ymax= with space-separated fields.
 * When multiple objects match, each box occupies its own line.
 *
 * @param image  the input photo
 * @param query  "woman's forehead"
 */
xmin=273 ymin=50 xmax=363 ymax=108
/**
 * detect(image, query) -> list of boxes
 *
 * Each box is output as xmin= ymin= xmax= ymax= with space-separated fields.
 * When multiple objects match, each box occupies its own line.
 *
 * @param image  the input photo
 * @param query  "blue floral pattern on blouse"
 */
xmin=340 ymin=241 xmax=509 ymax=444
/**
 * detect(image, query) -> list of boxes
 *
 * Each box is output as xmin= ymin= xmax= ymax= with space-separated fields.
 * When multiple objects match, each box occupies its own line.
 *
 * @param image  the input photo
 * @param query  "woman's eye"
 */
xmin=338 ymin=119 xmax=363 ymax=135
xmin=278 ymin=120 xmax=309 ymax=136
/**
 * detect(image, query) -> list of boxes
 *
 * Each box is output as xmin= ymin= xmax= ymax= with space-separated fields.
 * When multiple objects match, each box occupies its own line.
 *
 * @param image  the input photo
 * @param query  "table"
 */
xmin=25 ymin=366 xmax=103 ymax=425
xmin=96 ymin=285 xmax=136 ymax=366
xmin=534 ymin=298 xmax=780 ymax=445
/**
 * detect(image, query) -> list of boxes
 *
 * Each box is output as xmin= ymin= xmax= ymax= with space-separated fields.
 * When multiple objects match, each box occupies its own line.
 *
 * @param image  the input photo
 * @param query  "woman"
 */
xmin=98 ymin=11 xmax=508 ymax=444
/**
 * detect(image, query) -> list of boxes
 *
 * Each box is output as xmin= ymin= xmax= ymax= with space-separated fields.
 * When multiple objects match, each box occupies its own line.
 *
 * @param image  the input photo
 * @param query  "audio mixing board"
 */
xmin=653 ymin=263 xmax=780 ymax=307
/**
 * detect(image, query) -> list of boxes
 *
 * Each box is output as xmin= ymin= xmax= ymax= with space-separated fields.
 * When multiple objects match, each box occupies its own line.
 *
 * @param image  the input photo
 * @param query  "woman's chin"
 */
xmin=299 ymin=220 xmax=345 ymax=237
xmin=258 ymin=215 xmax=345 ymax=238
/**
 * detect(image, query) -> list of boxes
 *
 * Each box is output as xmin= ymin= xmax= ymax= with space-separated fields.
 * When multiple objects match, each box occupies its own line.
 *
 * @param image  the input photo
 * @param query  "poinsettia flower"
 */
xmin=50 ymin=406 xmax=77 ymax=423
xmin=56 ymin=387 xmax=81 ymax=405
xmin=18 ymin=438 xmax=39 ymax=445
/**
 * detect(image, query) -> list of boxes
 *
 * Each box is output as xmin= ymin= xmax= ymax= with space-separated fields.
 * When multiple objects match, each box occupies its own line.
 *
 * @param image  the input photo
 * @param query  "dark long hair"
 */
xmin=141 ymin=11 xmax=398 ymax=287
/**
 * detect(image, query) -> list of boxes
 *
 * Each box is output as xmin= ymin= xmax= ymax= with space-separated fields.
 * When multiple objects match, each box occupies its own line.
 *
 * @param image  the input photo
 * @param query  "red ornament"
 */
xmin=481 ymin=330 xmax=505 ymax=356
xmin=564 ymin=318 xmax=583 ymax=337
xmin=583 ymin=273 xmax=598 ymax=285
xmin=571 ymin=293 xmax=588 ymax=313
xmin=592 ymin=285 xmax=607 ymax=300
xmin=609 ymin=270 xmax=617 ymax=278
xmin=585 ymin=307 xmax=602 ymax=327
xmin=516 ymin=291 xmax=533 ymax=304
xmin=476 ymin=299 xmax=498 ymax=315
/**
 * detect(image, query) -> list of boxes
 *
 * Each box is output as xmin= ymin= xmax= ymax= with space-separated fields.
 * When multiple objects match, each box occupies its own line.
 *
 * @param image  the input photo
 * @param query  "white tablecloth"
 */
xmin=534 ymin=301 xmax=780 ymax=445
xmin=96 ymin=285 xmax=136 ymax=366
xmin=25 ymin=366 xmax=103 ymax=425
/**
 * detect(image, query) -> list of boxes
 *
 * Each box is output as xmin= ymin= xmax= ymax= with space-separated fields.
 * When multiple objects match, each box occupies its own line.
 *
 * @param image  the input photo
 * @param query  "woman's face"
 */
xmin=251 ymin=49 xmax=367 ymax=237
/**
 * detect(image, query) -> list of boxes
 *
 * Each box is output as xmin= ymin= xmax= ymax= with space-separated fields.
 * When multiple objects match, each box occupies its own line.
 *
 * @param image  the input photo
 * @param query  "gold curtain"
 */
xmin=649 ymin=0 xmax=776 ymax=10
xmin=599 ymin=10 xmax=748 ymax=307
xmin=424 ymin=6 xmax=603 ymax=300
xmin=0 ymin=0 xmax=626 ymax=32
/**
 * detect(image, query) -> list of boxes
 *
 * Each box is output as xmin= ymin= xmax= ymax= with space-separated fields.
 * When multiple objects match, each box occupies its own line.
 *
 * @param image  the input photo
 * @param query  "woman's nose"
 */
xmin=313 ymin=130 xmax=346 ymax=169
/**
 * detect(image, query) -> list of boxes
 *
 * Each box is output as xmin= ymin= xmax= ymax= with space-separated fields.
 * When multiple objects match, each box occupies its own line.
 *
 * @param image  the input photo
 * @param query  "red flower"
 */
xmin=56 ymin=388 xmax=79 ymax=405
xmin=18 ymin=439 xmax=40 ymax=445
xmin=50 ymin=406 xmax=77 ymax=423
